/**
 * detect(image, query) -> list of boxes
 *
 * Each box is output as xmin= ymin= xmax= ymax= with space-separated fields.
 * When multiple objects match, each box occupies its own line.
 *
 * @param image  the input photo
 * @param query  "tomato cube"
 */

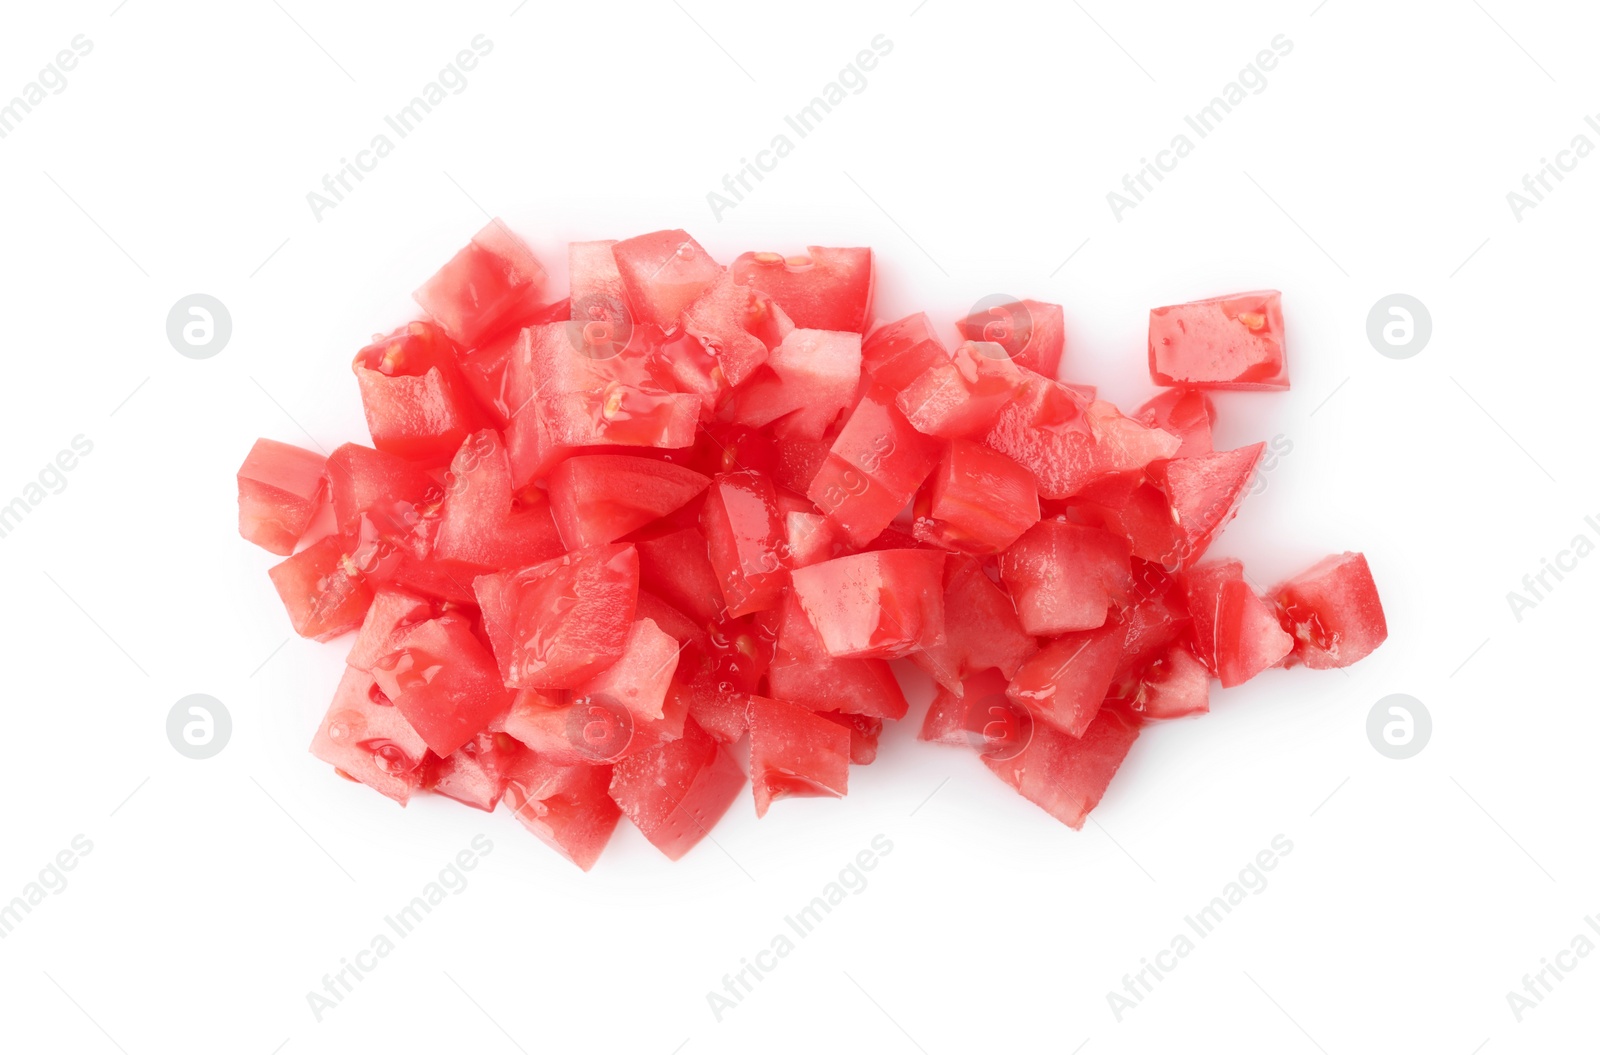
xmin=683 ymin=272 xmax=795 ymax=387
xmin=371 ymin=613 xmax=513 ymax=757
xmin=862 ymin=313 xmax=946 ymax=389
xmin=548 ymin=455 xmax=710 ymax=549
xmin=352 ymin=321 xmax=485 ymax=464
xmin=983 ymin=704 xmax=1140 ymax=829
xmin=635 ymin=526 xmax=725 ymax=626
xmin=1006 ymin=623 xmax=1124 ymax=737
xmin=346 ymin=587 xmax=432 ymax=671
xmin=916 ymin=439 xmax=1040 ymax=555
xmin=1127 ymin=644 xmax=1210 ymax=721
xmin=748 ymin=695 xmax=851 ymax=817
xmin=568 ymin=239 xmax=631 ymax=343
xmin=1000 ymin=520 xmax=1132 ymax=635
xmin=729 ymin=328 xmax=862 ymax=441
xmin=1153 ymin=443 xmax=1264 ymax=569
xmin=608 ymin=718 xmax=746 ymax=861
xmin=433 ymin=430 xmax=564 ymax=570
xmin=1149 ymin=291 xmax=1288 ymax=390
xmin=816 ymin=711 xmax=883 ymax=764
xmin=790 ymin=549 xmax=945 ymax=660
xmin=730 ymin=247 xmax=874 ymax=333
xmin=910 ymin=555 xmax=1036 ymax=694
xmin=414 ymin=220 xmax=548 ymax=347
xmin=572 ymin=617 xmax=683 ymax=725
xmin=612 ymin=229 xmax=724 ymax=332
xmin=1069 ymin=473 xmax=1180 ymax=566
xmin=896 ymin=340 xmax=1027 ymax=440
xmin=503 ymin=752 xmax=622 ymax=871
xmin=918 ymin=668 xmax=1024 ymax=751
xmin=956 ymin=298 xmax=1065 ymax=378
xmin=310 ymin=666 xmax=430 ymax=804
xmin=473 ymin=543 xmax=640 ymax=690
xmin=238 ymin=438 xmax=326 ymax=555
xmin=784 ymin=510 xmax=842 ymax=568
xmin=701 ymin=470 xmax=786 ymax=617
xmin=1135 ymin=388 xmax=1215 ymax=459
xmin=768 ymin=591 xmax=908 ymax=719
xmin=807 ymin=385 xmax=942 ymax=547
xmin=429 ymin=730 xmax=521 ymax=812
xmin=326 ymin=442 xmax=442 ymax=539
xmin=1182 ymin=559 xmax=1294 ymax=687
xmin=269 ymin=535 xmax=374 ymax=641
xmin=1273 ymin=552 xmax=1387 ymax=669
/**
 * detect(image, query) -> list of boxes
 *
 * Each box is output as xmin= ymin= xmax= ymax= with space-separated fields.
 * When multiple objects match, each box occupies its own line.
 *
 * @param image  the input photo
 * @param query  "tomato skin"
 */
xmin=269 ymin=535 xmax=374 ymax=641
xmin=1273 ymin=552 xmax=1387 ymax=669
xmin=956 ymin=299 xmax=1065 ymax=379
xmin=310 ymin=666 xmax=431 ymax=805
xmin=790 ymin=549 xmax=946 ymax=660
xmin=917 ymin=439 xmax=1040 ymax=555
xmin=700 ymin=470 xmax=786 ymax=618
xmin=238 ymin=438 xmax=326 ymax=555
xmin=983 ymin=704 xmax=1141 ymax=830
xmin=503 ymin=751 xmax=622 ymax=871
xmin=730 ymin=247 xmax=874 ymax=333
xmin=372 ymin=613 xmax=513 ymax=757
xmin=1000 ymin=520 xmax=1133 ymax=636
xmin=414 ymin=221 xmax=548 ymax=347
xmin=608 ymin=718 xmax=745 ymax=861
xmin=807 ymin=385 xmax=942 ymax=548
xmin=1182 ymin=559 xmax=1294 ymax=687
xmin=1149 ymin=291 xmax=1288 ymax=390
xmin=748 ymin=695 xmax=851 ymax=817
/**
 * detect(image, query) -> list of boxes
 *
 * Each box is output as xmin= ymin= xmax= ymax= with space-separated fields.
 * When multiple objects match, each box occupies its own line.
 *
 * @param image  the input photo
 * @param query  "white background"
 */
xmin=1 ymin=0 xmax=1595 ymax=1051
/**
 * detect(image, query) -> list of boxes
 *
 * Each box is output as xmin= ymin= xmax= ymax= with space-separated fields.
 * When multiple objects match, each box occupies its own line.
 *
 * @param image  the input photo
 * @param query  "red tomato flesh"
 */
xmin=238 ymin=438 xmax=326 ymax=555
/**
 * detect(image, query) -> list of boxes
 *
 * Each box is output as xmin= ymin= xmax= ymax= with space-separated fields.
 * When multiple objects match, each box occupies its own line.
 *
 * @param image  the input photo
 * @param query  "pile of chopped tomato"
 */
xmin=238 ymin=222 xmax=1386 ymax=869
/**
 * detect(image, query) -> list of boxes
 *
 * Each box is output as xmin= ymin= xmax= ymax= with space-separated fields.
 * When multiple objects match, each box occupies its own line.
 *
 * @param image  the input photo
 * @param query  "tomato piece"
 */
xmin=429 ymin=730 xmax=522 ymax=812
xmin=807 ymin=384 xmax=942 ymax=547
xmin=1182 ymin=559 xmax=1294 ymax=687
xmin=785 ymin=510 xmax=842 ymax=568
xmin=1127 ymin=644 xmax=1211 ymax=720
xmin=728 ymin=328 xmax=862 ymax=441
xmin=730 ymin=247 xmax=873 ymax=333
xmin=956 ymin=298 xmax=1065 ymax=378
xmin=568 ymin=239 xmax=632 ymax=348
xmin=1069 ymin=473 xmax=1180 ymax=566
xmin=612 ymin=229 xmax=724 ymax=332
xmin=861 ymin=312 xmax=946 ymax=389
xmin=414 ymin=220 xmax=548 ymax=347
xmin=1134 ymin=388 xmax=1215 ymax=459
xmin=815 ymin=711 xmax=883 ymax=764
xmin=1272 ymin=552 xmax=1387 ymax=669
xmin=269 ymin=535 xmax=373 ymax=641
xmin=790 ymin=549 xmax=945 ymax=660
xmin=910 ymin=555 xmax=1036 ymax=695
xmin=473 ymin=543 xmax=640 ymax=690
xmin=1000 ymin=520 xmax=1132 ymax=635
xmin=352 ymin=321 xmax=485 ymax=464
xmin=310 ymin=666 xmax=430 ymax=804
xmin=915 ymin=439 xmax=1039 ymax=555
xmin=1113 ymin=560 xmax=1192 ymax=685
xmin=768 ymin=591 xmax=908 ymax=718
xmin=895 ymin=340 xmax=1027 ymax=440
xmin=701 ymin=470 xmax=786 ymax=617
xmin=1153 ymin=443 xmax=1264 ymax=568
xmin=1006 ymin=623 xmax=1124 ymax=737
xmin=547 ymin=455 xmax=710 ymax=549
xmin=635 ymin=526 xmax=725 ymax=626
xmin=572 ymin=617 xmax=683 ymax=724
xmin=371 ymin=613 xmax=512 ymax=757
xmin=608 ymin=718 xmax=746 ymax=861
xmin=683 ymin=272 xmax=795 ymax=388
xmin=346 ymin=587 xmax=432 ymax=671
xmin=238 ymin=438 xmax=326 ymax=555
xmin=433 ymin=430 xmax=564 ymax=570
xmin=983 ymin=704 xmax=1140 ymax=829
xmin=748 ymin=695 xmax=851 ymax=817
xmin=503 ymin=752 xmax=622 ymax=871
xmin=1149 ymin=291 xmax=1288 ymax=390
xmin=325 ymin=442 xmax=442 ymax=539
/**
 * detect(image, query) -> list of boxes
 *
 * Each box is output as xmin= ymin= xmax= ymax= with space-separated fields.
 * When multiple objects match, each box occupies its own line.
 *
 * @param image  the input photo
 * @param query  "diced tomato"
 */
xmin=1000 ymin=520 xmax=1132 ymax=635
xmin=1113 ymin=560 xmax=1192 ymax=683
xmin=918 ymin=668 xmax=1025 ymax=752
xmin=910 ymin=555 xmax=1036 ymax=694
xmin=1127 ymin=644 xmax=1210 ymax=720
xmin=668 ymin=613 xmax=773 ymax=742
xmin=1070 ymin=473 xmax=1180 ymax=566
xmin=683 ymin=272 xmax=795 ymax=388
xmin=728 ymin=328 xmax=862 ymax=441
xmin=634 ymin=591 xmax=704 ymax=652
xmin=635 ymin=526 xmax=725 ymax=626
xmin=816 ymin=711 xmax=883 ymax=764
xmin=730 ymin=247 xmax=873 ymax=333
xmin=346 ymin=587 xmax=432 ymax=671
xmin=571 ymin=618 xmax=682 ymax=725
xmin=238 ymin=438 xmax=326 ymax=555
xmin=503 ymin=751 xmax=622 ymax=871
xmin=861 ymin=313 xmax=947 ymax=389
xmin=1153 ymin=443 xmax=1264 ymax=569
xmin=352 ymin=321 xmax=485 ymax=464
xmin=956 ymin=298 xmax=1065 ymax=378
xmin=269 ymin=535 xmax=374 ymax=641
xmin=433 ymin=430 xmax=564 ymax=569
xmin=807 ymin=384 xmax=942 ymax=547
xmin=568 ymin=239 xmax=632 ymax=352
xmin=429 ymin=730 xmax=521 ymax=811
xmin=1149 ymin=291 xmax=1288 ymax=390
xmin=1006 ymin=624 xmax=1124 ymax=737
xmin=896 ymin=341 xmax=1026 ymax=440
xmin=790 ymin=549 xmax=945 ymax=659
xmin=785 ymin=510 xmax=842 ymax=568
xmin=768 ymin=591 xmax=908 ymax=718
xmin=371 ymin=613 xmax=512 ymax=757
xmin=983 ymin=703 xmax=1140 ymax=829
xmin=1182 ymin=559 xmax=1294 ymax=687
xmin=748 ymin=695 xmax=851 ymax=817
xmin=608 ymin=717 xmax=745 ymax=861
xmin=325 ymin=442 xmax=442 ymax=539
xmin=548 ymin=455 xmax=710 ymax=549
xmin=612 ymin=229 xmax=724 ymax=332
xmin=310 ymin=666 xmax=430 ymax=804
xmin=473 ymin=543 xmax=640 ymax=689
xmin=915 ymin=439 xmax=1039 ymax=555
xmin=700 ymin=470 xmax=786 ymax=617
xmin=414 ymin=220 xmax=548 ymax=347
xmin=1135 ymin=388 xmax=1215 ymax=459
xmin=1273 ymin=552 xmax=1387 ymax=669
